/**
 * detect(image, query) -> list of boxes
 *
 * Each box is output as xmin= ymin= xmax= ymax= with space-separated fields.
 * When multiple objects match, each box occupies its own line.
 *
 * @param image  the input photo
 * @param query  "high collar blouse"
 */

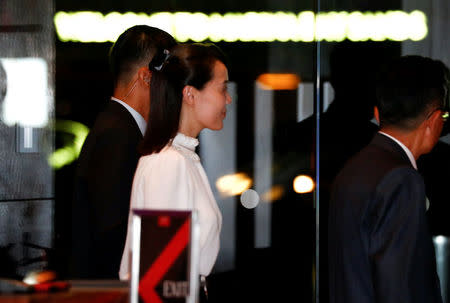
xmin=120 ymin=132 xmax=222 ymax=278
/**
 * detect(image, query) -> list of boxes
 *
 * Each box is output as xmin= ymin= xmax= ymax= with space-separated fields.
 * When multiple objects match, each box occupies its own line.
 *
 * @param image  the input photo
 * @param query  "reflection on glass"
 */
xmin=293 ymin=175 xmax=315 ymax=194
xmin=216 ymin=173 xmax=252 ymax=197
xmin=0 ymin=58 xmax=49 ymax=128
xmin=49 ymin=120 xmax=90 ymax=169
xmin=261 ymin=185 xmax=285 ymax=202
xmin=257 ymin=73 xmax=301 ymax=90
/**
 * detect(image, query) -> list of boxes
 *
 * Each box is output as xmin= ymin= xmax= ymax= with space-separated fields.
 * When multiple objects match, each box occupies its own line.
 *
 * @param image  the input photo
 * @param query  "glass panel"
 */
xmin=0 ymin=0 xmax=55 ymax=278
xmin=408 ymin=1 xmax=450 ymax=302
xmin=319 ymin=0 xmax=449 ymax=302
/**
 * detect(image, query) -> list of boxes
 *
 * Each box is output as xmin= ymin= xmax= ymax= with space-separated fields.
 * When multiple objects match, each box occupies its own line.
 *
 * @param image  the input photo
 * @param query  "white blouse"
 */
xmin=119 ymin=133 xmax=222 ymax=279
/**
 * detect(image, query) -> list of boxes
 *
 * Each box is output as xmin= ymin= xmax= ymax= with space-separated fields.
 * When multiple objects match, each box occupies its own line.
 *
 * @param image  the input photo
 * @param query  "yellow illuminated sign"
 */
xmin=54 ymin=10 xmax=428 ymax=43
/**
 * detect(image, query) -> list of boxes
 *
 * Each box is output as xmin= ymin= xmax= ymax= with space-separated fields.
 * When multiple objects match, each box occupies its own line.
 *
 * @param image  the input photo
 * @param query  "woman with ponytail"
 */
xmin=119 ymin=43 xmax=231 ymax=288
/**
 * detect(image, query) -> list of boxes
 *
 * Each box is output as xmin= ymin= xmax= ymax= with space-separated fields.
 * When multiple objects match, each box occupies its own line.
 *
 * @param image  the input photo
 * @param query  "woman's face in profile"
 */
xmin=192 ymin=60 xmax=231 ymax=131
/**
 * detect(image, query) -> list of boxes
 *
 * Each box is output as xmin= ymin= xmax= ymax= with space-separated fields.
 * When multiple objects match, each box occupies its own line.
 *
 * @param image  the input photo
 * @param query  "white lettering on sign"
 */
xmin=162 ymin=280 xmax=189 ymax=298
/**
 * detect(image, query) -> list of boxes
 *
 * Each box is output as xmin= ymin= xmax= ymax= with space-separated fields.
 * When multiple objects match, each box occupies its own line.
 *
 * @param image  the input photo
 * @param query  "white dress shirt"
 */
xmin=111 ymin=97 xmax=147 ymax=136
xmin=119 ymin=133 xmax=222 ymax=279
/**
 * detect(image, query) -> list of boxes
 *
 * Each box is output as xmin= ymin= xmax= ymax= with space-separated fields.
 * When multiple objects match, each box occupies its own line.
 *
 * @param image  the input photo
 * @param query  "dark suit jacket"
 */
xmin=328 ymin=133 xmax=442 ymax=303
xmin=72 ymin=101 xmax=143 ymax=279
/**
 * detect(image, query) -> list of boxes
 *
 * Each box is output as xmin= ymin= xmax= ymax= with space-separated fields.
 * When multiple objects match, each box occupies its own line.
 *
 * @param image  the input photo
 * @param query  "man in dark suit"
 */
xmin=71 ymin=26 xmax=176 ymax=278
xmin=328 ymin=56 xmax=449 ymax=303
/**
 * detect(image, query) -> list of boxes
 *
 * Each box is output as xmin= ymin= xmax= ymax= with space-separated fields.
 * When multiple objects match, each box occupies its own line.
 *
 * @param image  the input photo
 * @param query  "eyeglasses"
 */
xmin=427 ymin=107 xmax=449 ymax=122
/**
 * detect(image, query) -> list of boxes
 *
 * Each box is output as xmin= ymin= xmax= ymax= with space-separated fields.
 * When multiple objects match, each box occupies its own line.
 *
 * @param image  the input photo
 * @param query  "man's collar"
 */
xmin=111 ymin=97 xmax=147 ymax=136
xmin=378 ymin=131 xmax=417 ymax=169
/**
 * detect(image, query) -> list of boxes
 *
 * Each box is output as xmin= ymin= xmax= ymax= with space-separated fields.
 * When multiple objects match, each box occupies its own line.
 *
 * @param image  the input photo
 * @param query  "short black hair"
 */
xmin=140 ymin=43 xmax=228 ymax=155
xmin=376 ymin=55 xmax=449 ymax=130
xmin=108 ymin=25 xmax=176 ymax=86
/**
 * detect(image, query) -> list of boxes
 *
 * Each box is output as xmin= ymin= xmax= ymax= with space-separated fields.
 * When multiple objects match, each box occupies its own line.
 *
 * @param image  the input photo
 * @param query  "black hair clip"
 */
xmin=149 ymin=49 xmax=170 ymax=71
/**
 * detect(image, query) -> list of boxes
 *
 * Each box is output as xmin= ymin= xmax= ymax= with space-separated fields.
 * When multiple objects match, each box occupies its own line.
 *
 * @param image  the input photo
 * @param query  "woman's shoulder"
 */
xmin=130 ymin=146 xmax=195 ymax=209
xmin=139 ymin=145 xmax=187 ymax=163
xmin=135 ymin=146 xmax=190 ymax=176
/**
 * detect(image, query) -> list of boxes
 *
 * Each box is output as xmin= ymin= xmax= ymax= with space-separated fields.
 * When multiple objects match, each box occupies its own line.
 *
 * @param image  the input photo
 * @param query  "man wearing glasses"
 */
xmin=328 ymin=55 xmax=449 ymax=303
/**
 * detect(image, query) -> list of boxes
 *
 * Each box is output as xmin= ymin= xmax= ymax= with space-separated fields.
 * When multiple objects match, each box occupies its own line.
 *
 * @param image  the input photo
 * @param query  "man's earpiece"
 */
xmin=144 ymin=77 xmax=150 ymax=84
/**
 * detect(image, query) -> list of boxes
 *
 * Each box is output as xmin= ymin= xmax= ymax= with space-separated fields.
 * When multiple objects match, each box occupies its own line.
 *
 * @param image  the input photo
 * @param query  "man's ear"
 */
xmin=374 ymin=106 xmax=380 ymax=124
xmin=137 ymin=67 xmax=151 ymax=86
xmin=182 ymin=85 xmax=195 ymax=105
xmin=427 ymin=109 xmax=442 ymax=130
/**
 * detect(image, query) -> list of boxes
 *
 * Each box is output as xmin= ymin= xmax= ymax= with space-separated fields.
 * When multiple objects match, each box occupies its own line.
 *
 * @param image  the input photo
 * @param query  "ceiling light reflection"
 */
xmin=257 ymin=73 xmax=301 ymax=91
xmin=216 ymin=173 xmax=252 ymax=197
xmin=293 ymin=175 xmax=315 ymax=194
xmin=261 ymin=185 xmax=285 ymax=202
